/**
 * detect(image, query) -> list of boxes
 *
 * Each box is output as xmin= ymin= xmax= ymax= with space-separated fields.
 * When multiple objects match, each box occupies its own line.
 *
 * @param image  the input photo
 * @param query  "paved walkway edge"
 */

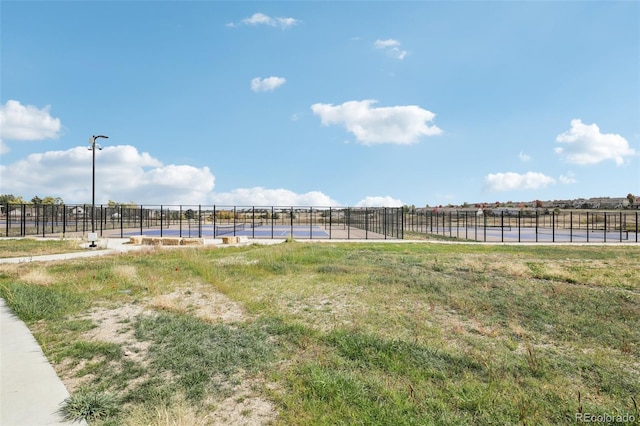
xmin=0 ymin=298 xmax=82 ymax=425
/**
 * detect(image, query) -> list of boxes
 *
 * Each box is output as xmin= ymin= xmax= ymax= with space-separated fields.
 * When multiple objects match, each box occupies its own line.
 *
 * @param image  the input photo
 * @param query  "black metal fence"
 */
xmin=405 ymin=210 xmax=639 ymax=243
xmin=0 ymin=204 xmax=403 ymax=240
xmin=4 ymin=204 xmax=637 ymax=243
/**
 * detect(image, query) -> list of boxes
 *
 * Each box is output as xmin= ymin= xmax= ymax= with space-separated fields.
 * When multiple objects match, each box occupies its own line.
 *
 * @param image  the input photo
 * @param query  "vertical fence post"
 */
xmin=212 ymin=206 xmax=216 ymax=238
xmin=619 ymin=211 xmax=623 ymax=242
xmin=517 ymin=211 xmax=521 ymax=243
xmin=62 ymin=205 xmax=67 ymax=236
xmin=483 ymin=212 xmax=487 ymax=242
xmin=465 ymin=211 xmax=468 ymax=240
xmin=365 ymin=208 xmax=368 ymax=240
xmin=233 ymin=206 xmax=237 ymax=237
xmin=586 ymin=212 xmax=590 ymax=243
xmin=289 ymin=207 xmax=294 ymax=238
xmin=383 ymin=208 xmax=387 ymax=240
xmin=569 ymin=211 xmax=573 ymax=243
xmin=198 ymin=205 xmax=202 ymax=238
xmin=160 ymin=205 xmax=163 ymax=238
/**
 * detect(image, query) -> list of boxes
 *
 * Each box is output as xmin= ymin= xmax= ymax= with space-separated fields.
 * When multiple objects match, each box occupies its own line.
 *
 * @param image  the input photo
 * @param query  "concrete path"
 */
xmin=0 ymin=299 xmax=84 ymax=425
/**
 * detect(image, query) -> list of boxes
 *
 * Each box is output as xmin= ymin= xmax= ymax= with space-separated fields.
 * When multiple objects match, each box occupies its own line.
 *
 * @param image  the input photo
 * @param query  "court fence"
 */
xmin=3 ymin=204 xmax=638 ymax=243
xmin=0 ymin=204 xmax=404 ymax=240
xmin=405 ymin=209 xmax=639 ymax=243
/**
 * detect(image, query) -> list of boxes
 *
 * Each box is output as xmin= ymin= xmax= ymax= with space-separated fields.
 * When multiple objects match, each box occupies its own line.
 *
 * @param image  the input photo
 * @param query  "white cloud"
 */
xmin=355 ymin=196 xmax=404 ymax=207
xmin=311 ymin=99 xmax=442 ymax=145
xmin=234 ymin=13 xmax=300 ymax=29
xmin=0 ymin=145 xmax=214 ymax=205
xmin=559 ymin=172 xmax=577 ymax=184
xmin=374 ymin=38 xmax=407 ymax=60
xmin=374 ymin=39 xmax=400 ymax=49
xmin=519 ymin=151 xmax=531 ymax=162
xmin=210 ymin=187 xmax=339 ymax=206
xmin=251 ymin=76 xmax=286 ymax=92
xmin=555 ymin=119 xmax=636 ymax=165
xmin=484 ymin=172 xmax=556 ymax=192
xmin=0 ymin=100 xmax=62 ymax=141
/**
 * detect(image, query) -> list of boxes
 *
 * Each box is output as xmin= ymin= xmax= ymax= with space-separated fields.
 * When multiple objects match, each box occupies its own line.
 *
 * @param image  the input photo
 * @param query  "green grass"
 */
xmin=61 ymin=390 xmax=120 ymax=422
xmin=0 ymin=242 xmax=639 ymax=424
xmin=133 ymin=313 xmax=277 ymax=401
xmin=0 ymin=237 xmax=84 ymax=258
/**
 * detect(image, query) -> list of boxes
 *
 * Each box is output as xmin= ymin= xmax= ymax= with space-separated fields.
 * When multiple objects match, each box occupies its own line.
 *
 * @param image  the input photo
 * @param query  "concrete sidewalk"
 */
xmin=0 ymin=299 xmax=84 ymax=425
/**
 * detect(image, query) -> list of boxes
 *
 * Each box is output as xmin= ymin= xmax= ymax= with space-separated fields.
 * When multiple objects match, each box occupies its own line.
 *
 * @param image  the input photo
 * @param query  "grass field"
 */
xmin=0 ymin=237 xmax=84 ymax=258
xmin=0 ymin=239 xmax=638 ymax=425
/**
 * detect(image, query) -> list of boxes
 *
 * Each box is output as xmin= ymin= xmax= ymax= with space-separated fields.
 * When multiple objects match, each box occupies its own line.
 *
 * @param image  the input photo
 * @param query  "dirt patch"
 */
xmin=80 ymin=303 xmax=150 ymax=362
xmin=207 ymin=378 xmax=278 ymax=426
xmin=58 ymin=283 xmax=278 ymax=425
xmin=150 ymin=283 xmax=248 ymax=323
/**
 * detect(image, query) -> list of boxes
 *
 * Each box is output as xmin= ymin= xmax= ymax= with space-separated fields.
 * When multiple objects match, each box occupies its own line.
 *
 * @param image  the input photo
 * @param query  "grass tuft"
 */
xmin=61 ymin=389 xmax=120 ymax=422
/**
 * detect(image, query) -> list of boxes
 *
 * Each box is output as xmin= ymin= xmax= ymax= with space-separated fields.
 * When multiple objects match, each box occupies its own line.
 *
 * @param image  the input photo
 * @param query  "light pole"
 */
xmin=89 ymin=135 xmax=108 ymax=246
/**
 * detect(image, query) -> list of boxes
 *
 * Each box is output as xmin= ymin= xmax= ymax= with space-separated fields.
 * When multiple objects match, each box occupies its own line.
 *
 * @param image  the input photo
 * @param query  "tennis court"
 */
xmin=431 ymin=225 xmax=635 ymax=243
xmin=122 ymin=224 xmax=331 ymax=239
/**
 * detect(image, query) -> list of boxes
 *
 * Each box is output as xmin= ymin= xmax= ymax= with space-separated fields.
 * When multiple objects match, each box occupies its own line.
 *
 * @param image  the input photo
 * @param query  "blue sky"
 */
xmin=1 ymin=1 xmax=638 ymax=207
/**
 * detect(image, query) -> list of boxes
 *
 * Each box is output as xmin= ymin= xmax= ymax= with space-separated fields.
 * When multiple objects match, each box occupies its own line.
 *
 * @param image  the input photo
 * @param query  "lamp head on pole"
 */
xmin=89 ymin=135 xmax=108 ymax=150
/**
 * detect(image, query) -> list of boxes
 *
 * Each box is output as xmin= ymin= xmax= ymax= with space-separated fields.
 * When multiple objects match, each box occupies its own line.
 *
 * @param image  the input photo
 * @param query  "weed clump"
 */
xmin=61 ymin=390 xmax=119 ymax=422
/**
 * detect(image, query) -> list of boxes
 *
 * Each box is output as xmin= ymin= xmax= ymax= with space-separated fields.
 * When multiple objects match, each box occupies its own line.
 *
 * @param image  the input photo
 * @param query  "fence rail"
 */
xmin=3 ymin=204 xmax=638 ymax=243
xmin=0 ymin=204 xmax=403 ymax=240
xmin=405 ymin=210 xmax=639 ymax=243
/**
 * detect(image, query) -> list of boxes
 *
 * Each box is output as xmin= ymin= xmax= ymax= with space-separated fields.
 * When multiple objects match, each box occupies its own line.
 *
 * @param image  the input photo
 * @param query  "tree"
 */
xmin=627 ymin=193 xmax=635 ymax=208
xmin=0 ymin=194 xmax=17 ymax=204
xmin=41 ymin=196 xmax=63 ymax=205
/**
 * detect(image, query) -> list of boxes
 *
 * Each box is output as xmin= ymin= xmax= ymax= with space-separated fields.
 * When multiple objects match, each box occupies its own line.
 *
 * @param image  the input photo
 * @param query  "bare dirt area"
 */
xmin=58 ymin=283 xmax=278 ymax=425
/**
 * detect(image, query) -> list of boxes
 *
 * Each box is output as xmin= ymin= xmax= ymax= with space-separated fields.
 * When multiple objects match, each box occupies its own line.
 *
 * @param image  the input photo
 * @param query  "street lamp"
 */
xmin=89 ymin=135 xmax=108 ymax=247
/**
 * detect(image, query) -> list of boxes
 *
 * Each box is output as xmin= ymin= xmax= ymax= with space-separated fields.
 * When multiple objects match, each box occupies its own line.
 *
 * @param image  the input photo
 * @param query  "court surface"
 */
xmin=123 ymin=225 xmax=331 ymax=239
xmin=433 ymin=226 xmax=635 ymax=243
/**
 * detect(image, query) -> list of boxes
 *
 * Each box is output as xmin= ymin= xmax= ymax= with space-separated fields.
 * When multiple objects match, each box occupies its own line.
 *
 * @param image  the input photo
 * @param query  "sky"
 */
xmin=1 ymin=1 xmax=639 ymax=208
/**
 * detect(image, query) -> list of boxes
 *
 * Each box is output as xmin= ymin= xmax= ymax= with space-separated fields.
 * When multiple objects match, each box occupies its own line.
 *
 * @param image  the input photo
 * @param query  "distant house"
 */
xmin=8 ymin=206 xmax=37 ymax=217
xmin=70 ymin=206 xmax=85 ymax=216
xmin=588 ymin=197 xmax=629 ymax=209
xmin=491 ymin=208 xmax=520 ymax=216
